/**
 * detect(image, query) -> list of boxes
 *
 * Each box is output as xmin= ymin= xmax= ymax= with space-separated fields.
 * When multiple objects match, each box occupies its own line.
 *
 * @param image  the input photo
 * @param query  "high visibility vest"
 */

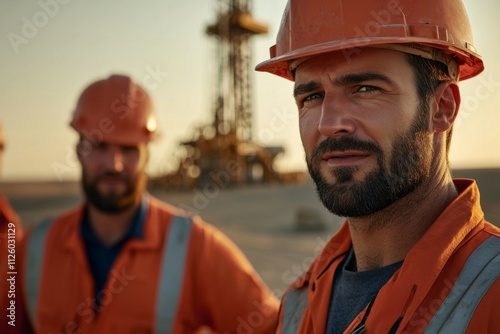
xmin=25 ymin=214 xmax=193 ymax=334
xmin=281 ymin=235 xmax=500 ymax=334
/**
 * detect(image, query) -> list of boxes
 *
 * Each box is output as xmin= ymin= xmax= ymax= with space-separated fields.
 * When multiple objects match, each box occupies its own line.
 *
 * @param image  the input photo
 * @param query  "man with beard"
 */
xmin=256 ymin=0 xmax=499 ymax=333
xmin=15 ymin=75 xmax=278 ymax=333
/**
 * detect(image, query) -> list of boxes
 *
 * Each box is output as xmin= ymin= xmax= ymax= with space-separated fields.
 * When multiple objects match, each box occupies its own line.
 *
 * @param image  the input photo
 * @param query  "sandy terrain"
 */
xmin=2 ymin=168 xmax=499 ymax=295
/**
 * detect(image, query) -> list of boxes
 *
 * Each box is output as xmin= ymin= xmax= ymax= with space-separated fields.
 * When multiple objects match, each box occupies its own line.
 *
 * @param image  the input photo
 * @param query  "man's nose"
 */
xmin=106 ymin=147 xmax=124 ymax=172
xmin=318 ymin=94 xmax=357 ymax=138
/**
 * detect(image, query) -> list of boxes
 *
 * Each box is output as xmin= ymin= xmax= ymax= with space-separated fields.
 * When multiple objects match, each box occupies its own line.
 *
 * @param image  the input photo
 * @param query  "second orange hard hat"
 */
xmin=70 ymin=74 xmax=157 ymax=145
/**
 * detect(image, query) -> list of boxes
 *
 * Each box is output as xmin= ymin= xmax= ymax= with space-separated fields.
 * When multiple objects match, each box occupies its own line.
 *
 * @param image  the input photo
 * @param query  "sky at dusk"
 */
xmin=1 ymin=0 xmax=499 ymax=182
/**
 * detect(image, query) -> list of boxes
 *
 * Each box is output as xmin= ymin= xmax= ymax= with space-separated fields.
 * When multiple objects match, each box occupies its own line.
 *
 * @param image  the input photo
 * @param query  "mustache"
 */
xmin=311 ymin=137 xmax=382 ymax=161
xmin=96 ymin=172 xmax=128 ymax=181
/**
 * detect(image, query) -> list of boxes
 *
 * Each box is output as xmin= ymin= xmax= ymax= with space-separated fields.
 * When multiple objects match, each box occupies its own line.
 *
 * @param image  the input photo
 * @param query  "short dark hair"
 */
xmin=406 ymin=54 xmax=454 ymax=153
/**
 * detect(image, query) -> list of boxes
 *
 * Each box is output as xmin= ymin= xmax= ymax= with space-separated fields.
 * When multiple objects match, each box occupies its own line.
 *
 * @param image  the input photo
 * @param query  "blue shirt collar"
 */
xmin=81 ymin=195 xmax=148 ymax=245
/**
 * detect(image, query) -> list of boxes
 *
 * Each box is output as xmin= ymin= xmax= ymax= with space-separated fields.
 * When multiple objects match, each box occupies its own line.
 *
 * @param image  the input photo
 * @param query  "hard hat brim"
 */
xmin=256 ymin=38 xmax=483 ymax=82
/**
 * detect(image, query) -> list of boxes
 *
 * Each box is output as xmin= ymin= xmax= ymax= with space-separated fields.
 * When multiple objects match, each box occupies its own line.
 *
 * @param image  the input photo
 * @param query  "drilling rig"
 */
xmin=156 ymin=0 xmax=306 ymax=189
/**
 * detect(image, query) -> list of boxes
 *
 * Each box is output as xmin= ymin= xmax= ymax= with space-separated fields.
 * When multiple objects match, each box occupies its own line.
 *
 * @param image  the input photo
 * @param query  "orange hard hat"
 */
xmin=70 ymin=74 xmax=157 ymax=145
xmin=256 ymin=0 xmax=484 ymax=81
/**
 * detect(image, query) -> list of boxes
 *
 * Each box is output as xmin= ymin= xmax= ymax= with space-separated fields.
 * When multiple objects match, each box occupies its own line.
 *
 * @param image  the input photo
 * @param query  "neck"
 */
xmin=87 ymin=197 xmax=141 ymax=247
xmin=347 ymin=168 xmax=458 ymax=271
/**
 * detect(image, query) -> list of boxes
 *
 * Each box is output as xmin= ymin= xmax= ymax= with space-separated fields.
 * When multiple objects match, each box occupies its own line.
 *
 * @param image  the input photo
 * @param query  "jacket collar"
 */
xmin=63 ymin=194 xmax=164 ymax=252
xmin=297 ymin=178 xmax=485 ymax=333
xmin=302 ymin=179 xmax=483 ymax=284
xmin=381 ymin=178 xmax=485 ymax=327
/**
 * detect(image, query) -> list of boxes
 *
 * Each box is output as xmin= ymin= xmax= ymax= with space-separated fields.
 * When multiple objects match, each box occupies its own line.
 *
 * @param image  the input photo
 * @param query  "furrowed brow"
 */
xmin=334 ymin=72 xmax=393 ymax=86
xmin=293 ymin=81 xmax=320 ymax=98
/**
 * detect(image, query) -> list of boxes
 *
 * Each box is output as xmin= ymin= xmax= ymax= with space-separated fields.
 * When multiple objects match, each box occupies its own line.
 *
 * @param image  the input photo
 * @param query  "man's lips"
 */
xmin=321 ymin=151 xmax=371 ymax=167
xmin=98 ymin=176 xmax=126 ymax=187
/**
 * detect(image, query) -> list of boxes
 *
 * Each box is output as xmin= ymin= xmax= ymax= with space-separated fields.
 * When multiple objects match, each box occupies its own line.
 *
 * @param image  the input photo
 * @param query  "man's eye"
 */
xmin=122 ymin=146 xmax=139 ymax=154
xmin=94 ymin=143 xmax=107 ymax=151
xmin=357 ymin=86 xmax=379 ymax=93
xmin=303 ymin=93 xmax=323 ymax=103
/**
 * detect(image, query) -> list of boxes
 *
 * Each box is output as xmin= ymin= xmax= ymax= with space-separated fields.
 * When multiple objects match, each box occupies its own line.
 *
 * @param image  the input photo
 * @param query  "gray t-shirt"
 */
xmin=326 ymin=248 xmax=403 ymax=334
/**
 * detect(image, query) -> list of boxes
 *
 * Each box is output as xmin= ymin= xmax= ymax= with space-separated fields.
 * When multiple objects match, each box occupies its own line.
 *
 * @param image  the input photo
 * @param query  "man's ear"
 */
xmin=431 ymin=81 xmax=461 ymax=134
xmin=76 ymin=138 xmax=92 ymax=162
xmin=76 ymin=141 xmax=83 ymax=162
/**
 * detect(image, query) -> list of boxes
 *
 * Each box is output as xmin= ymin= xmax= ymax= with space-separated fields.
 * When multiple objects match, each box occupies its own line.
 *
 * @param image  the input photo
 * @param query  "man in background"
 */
xmin=256 ymin=0 xmax=499 ymax=332
xmin=0 ymin=120 xmax=23 ymax=333
xmin=17 ymin=74 xmax=278 ymax=333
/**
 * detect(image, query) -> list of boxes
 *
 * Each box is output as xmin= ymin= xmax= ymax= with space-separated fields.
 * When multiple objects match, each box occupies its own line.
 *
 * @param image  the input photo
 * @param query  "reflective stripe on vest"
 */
xmin=281 ymin=286 xmax=308 ymax=334
xmin=424 ymin=235 xmax=500 ymax=334
xmin=279 ymin=236 xmax=500 ymax=334
xmin=25 ymin=217 xmax=54 ymax=325
xmin=25 ymin=214 xmax=193 ymax=334
xmin=156 ymin=215 xmax=193 ymax=334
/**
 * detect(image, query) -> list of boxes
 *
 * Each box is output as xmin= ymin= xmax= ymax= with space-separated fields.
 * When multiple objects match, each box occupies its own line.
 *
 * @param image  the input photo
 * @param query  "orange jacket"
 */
xmin=17 ymin=195 xmax=278 ymax=334
xmin=277 ymin=179 xmax=500 ymax=333
xmin=0 ymin=193 xmax=23 ymax=334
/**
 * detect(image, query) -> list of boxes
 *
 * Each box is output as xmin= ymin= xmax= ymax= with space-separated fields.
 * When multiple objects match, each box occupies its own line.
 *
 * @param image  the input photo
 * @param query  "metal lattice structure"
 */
xmin=153 ymin=0 xmax=306 ymax=189
xmin=206 ymin=0 xmax=268 ymax=142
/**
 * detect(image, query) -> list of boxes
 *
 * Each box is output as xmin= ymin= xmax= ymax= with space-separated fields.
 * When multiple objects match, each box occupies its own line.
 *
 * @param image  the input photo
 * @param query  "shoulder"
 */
xmin=24 ymin=205 xmax=83 ymax=242
xmin=464 ymin=221 xmax=500 ymax=265
xmin=0 ymin=192 xmax=22 ymax=229
xmin=145 ymin=195 xmax=229 ymax=246
xmin=146 ymin=194 xmax=223 ymax=234
xmin=147 ymin=195 xmax=187 ymax=215
xmin=482 ymin=220 xmax=500 ymax=238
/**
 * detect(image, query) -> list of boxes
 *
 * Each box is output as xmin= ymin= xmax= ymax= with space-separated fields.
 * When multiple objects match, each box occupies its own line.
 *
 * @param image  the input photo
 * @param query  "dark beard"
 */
xmin=307 ymin=102 xmax=432 ymax=217
xmin=81 ymin=171 xmax=145 ymax=213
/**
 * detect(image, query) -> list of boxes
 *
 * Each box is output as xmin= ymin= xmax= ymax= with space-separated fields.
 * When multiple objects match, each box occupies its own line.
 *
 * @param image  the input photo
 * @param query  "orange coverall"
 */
xmin=17 ymin=196 xmax=278 ymax=333
xmin=277 ymin=179 xmax=500 ymax=333
xmin=0 ymin=193 xmax=23 ymax=333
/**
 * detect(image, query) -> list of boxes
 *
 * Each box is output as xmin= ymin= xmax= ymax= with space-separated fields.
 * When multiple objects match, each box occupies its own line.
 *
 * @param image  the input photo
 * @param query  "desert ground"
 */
xmin=2 ymin=168 xmax=499 ymax=296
